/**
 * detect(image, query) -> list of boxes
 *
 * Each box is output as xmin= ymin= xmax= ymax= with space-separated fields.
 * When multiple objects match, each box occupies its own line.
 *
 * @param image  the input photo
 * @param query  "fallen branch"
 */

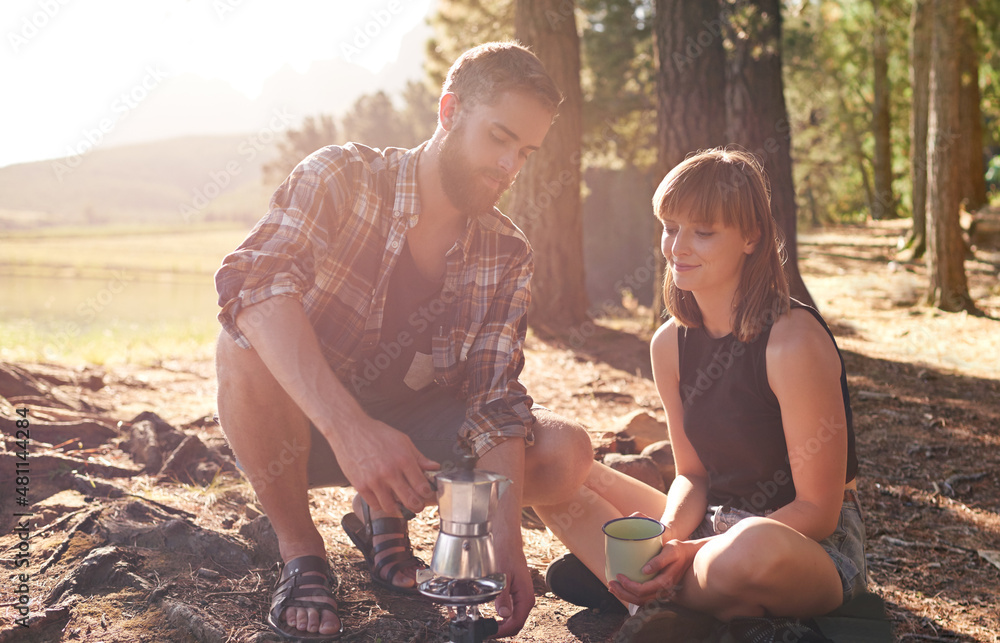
xmin=0 ymin=415 xmax=118 ymax=449
xmin=880 ymin=535 xmax=977 ymax=555
xmin=934 ymin=471 xmax=989 ymax=497
xmin=125 ymin=493 xmax=197 ymax=519
xmin=66 ymin=472 xmax=128 ymax=499
xmin=34 ymin=507 xmax=91 ymax=539
xmin=0 ymin=452 xmax=140 ymax=484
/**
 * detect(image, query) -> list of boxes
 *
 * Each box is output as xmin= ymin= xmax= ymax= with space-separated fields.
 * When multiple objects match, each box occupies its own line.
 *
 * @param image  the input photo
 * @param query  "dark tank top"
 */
xmin=677 ymin=300 xmax=858 ymax=513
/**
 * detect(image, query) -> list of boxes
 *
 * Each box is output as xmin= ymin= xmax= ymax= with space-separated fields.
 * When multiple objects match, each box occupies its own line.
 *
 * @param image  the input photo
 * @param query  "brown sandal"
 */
xmin=342 ymin=500 xmax=428 ymax=595
xmin=267 ymin=555 xmax=343 ymax=641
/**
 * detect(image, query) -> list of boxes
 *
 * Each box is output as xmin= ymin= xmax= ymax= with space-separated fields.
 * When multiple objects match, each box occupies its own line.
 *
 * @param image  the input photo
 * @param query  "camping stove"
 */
xmin=417 ymin=455 xmax=511 ymax=643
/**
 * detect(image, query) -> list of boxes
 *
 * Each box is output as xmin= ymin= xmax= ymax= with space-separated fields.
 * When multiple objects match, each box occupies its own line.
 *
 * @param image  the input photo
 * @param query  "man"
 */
xmin=215 ymin=42 xmax=594 ymax=641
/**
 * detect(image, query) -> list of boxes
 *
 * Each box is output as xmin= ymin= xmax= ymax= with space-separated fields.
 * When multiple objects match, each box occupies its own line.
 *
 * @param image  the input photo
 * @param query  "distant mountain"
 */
xmin=98 ymin=19 xmax=434 ymax=155
xmin=0 ymin=19 xmax=437 ymax=232
xmin=0 ymin=135 xmax=281 ymax=230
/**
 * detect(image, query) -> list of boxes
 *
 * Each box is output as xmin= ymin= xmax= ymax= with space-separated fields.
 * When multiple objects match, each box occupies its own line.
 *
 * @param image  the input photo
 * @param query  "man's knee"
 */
xmin=216 ymin=331 xmax=283 ymax=398
xmin=528 ymin=410 xmax=594 ymax=482
xmin=216 ymin=331 xmax=308 ymax=434
xmin=217 ymin=331 xmax=260 ymax=379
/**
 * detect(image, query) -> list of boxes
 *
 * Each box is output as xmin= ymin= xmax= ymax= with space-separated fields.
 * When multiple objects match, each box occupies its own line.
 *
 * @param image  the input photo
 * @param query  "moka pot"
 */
xmin=429 ymin=459 xmax=511 ymax=581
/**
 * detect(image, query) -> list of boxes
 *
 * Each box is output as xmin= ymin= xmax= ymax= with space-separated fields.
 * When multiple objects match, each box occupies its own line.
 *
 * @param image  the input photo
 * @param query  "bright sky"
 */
xmin=1 ymin=0 xmax=436 ymax=168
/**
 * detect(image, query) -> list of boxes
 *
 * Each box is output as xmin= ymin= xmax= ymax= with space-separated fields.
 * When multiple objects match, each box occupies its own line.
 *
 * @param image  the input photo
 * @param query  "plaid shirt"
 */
xmin=216 ymin=142 xmax=535 ymax=455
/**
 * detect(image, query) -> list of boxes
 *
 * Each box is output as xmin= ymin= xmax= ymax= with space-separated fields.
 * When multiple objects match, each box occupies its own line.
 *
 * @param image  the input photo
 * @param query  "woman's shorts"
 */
xmin=689 ymin=490 xmax=868 ymax=606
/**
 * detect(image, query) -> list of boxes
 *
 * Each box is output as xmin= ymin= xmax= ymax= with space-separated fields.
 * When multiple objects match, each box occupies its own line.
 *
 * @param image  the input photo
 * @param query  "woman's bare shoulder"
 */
xmin=767 ymin=307 xmax=841 ymax=379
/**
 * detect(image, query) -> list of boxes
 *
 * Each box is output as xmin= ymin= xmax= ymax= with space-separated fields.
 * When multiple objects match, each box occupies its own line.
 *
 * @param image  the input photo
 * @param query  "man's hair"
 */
xmin=654 ymin=148 xmax=790 ymax=343
xmin=442 ymin=41 xmax=562 ymax=113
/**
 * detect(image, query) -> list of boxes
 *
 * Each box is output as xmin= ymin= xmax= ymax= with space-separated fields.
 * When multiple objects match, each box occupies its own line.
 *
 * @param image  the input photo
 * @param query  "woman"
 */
xmin=536 ymin=149 xmax=865 ymax=642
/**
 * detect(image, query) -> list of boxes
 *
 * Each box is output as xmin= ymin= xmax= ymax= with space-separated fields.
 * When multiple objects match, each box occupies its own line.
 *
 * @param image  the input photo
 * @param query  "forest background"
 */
xmin=2 ymin=1 xmax=1000 ymax=642
xmin=255 ymin=0 xmax=1000 ymax=326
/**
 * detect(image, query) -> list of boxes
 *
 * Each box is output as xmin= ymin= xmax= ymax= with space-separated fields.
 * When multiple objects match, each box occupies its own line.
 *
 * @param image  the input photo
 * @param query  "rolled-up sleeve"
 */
xmin=459 ymin=255 xmax=536 ymax=457
xmin=215 ymin=152 xmax=340 ymax=348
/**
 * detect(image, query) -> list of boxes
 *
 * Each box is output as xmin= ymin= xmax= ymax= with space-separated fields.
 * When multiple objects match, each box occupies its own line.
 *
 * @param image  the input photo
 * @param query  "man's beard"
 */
xmin=439 ymin=120 xmax=513 ymax=214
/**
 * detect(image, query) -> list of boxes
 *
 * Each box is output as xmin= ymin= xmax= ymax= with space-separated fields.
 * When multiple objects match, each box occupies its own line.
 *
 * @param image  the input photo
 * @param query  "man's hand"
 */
xmin=474 ymin=437 xmax=532 ymax=638
xmin=330 ymin=416 xmax=439 ymax=515
xmin=492 ymin=531 xmax=535 ymax=638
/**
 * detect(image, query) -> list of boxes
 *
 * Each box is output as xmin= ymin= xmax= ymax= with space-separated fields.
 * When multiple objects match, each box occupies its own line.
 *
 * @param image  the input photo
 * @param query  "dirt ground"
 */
xmin=2 ymin=220 xmax=999 ymax=642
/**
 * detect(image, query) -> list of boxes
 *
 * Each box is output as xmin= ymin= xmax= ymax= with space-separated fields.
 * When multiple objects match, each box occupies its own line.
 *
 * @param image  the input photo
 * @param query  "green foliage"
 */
xmin=263 ymin=80 xmax=438 ymax=185
xmin=340 ymin=86 xmax=436 ymax=149
xmin=977 ymin=0 xmax=1000 ymax=152
xmin=426 ymin=0 xmax=514 ymax=88
xmin=273 ymin=0 xmax=1000 ymax=223
xmin=428 ymin=0 xmax=657 ymax=169
xmin=987 ymin=155 xmax=1000 ymax=197
xmin=578 ymin=0 xmax=657 ymax=170
xmin=262 ymin=114 xmax=339 ymax=186
xmin=784 ymin=0 xmax=913 ymax=224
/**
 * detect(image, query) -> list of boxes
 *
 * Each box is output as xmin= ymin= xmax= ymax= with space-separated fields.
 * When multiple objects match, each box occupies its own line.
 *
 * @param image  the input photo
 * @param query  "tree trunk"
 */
xmin=651 ymin=0 xmax=727 ymax=321
xmin=926 ymin=0 xmax=974 ymax=312
xmin=653 ymin=0 xmax=726 ymax=175
xmin=905 ymin=0 xmax=932 ymax=259
xmin=958 ymin=6 xmax=988 ymax=213
xmin=510 ymin=0 xmax=589 ymax=329
xmin=724 ymin=0 xmax=816 ymax=308
xmin=871 ymin=0 xmax=896 ymax=220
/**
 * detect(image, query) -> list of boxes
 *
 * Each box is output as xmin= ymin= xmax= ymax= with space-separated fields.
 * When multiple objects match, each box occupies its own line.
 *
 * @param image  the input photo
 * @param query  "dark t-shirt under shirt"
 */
xmin=364 ymin=240 xmax=445 ymax=399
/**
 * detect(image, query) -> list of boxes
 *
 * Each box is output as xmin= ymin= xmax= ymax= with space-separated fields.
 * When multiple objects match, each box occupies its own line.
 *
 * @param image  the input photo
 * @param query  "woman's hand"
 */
xmin=608 ymin=538 xmax=704 ymax=606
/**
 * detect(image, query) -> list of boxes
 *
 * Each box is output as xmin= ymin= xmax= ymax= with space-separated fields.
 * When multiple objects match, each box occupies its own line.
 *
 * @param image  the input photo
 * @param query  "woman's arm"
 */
xmin=608 ymin=321 xmax=713 ymax=606
xmin=650 ymin=320 xmax=710 ymax=541
xmin=764 ymin=308 xmax=850 ymax=541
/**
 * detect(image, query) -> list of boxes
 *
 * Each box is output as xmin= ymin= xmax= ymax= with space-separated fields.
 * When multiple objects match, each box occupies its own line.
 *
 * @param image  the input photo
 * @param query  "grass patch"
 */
xmin=2 ymin=222 xmax=240 ymax=365
xmin=0 ymin=318 xmax=218 ymax=366
xmin=0 ymin=223 xmax=250 ymax=278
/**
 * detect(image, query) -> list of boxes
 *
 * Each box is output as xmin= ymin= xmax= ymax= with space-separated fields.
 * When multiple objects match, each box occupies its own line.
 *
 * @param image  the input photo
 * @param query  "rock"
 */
xmin=128 ymin=411 xmax=174 ymax=433
xmin=612 ymin=410 xmax=669 ymax=453
xmin=193 ymin=462 xmax=221 ymax=486
xmin=195 ymin=568 xmax=221 ymax=580
xmin=611 ymin=432 xmax=638 ymax=455
xmin=104 ymin=518 xmax=252 ymax=571
xmin=640 ymin=440 xmax=676 ymax=485
xmin=46 ymin=546 xmax=141 ymax=604
xmin=162 ymin=600 xmax=227 ymax=643
xmin=240 ymin=515 xmax=281 ymax=566
xmin=209 ymin=444 xmax=238 ymax=471
xmin=122 ymin=420 xmax=163 ymax=472
xmin=158 ymin=435 xmax=210 ymax=483
xmin=603 ymin=453 xmax=666 ymax=493
xmin=128 ymin=411 xmax=185 ymax=452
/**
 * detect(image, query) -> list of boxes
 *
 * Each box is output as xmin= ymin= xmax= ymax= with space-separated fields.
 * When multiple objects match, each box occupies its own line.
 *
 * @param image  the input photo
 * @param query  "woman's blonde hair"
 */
xmin=654 ymin=148 xmax=790 ymax=342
